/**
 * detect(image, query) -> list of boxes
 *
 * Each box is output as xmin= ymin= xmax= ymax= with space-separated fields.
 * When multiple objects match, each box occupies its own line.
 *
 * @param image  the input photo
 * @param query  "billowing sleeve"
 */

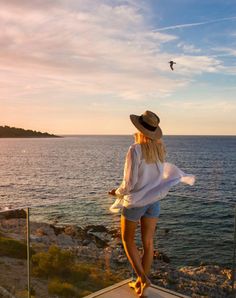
xmin=115 ymin=145 xmax=139 ymax=196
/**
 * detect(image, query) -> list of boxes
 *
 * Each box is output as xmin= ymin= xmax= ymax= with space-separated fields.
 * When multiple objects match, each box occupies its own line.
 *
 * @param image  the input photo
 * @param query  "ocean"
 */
xmin=0 ymin=135 xmax=235 ymax=268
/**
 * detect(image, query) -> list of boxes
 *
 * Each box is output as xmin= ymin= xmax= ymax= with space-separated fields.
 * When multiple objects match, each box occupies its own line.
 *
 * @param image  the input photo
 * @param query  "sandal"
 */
xmin=128 ymin=280 xmax=141 ymax=294
xmin=139 ymin=279 xmax=151 ymax=298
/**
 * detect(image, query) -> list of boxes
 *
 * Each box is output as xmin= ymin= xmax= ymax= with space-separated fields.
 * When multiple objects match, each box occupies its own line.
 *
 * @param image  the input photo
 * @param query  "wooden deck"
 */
xmin=84 ymin=279 xmax=190 ymax=298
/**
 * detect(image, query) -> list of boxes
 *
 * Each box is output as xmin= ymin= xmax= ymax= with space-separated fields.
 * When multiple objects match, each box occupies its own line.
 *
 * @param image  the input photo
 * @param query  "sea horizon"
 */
xmin=58 ymin=134 xmax=236 ymax=137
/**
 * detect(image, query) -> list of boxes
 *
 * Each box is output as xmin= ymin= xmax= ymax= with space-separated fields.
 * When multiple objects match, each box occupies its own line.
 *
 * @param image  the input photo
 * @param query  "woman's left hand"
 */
xmin=108 ymin=189 xmax=117 ymax=196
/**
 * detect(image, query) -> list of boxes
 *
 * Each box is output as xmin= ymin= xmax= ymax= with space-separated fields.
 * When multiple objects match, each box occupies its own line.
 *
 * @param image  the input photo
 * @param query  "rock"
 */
xmin=109 ymin=228 xmax=121 ymax=239
xmin=75 ymin=244 xmax=101 ymax=260
xmin=35 ymin=228 xmax=47 ymax=237
xmin=56 ymin=234 xmax=74 ymax=247
xmin=116 ymin=255 xmax=127 ymax=264
xmin=49 ymin=224 xmax=64 ymax=236
xmin=1 ymin=209 xmax=26 ymax=219
xmin=87 ymin=242 xmax=98 ymax=250
xmin=87 ymin=231 xmax=112 ymax=243
xmin=150 ymin=263 xmax=232 ymax=298
xmin=92 ymin=235 xmax=108 ymax=248
xmin=33 ymin=235 xmax=51 ymax=245
xmin=0 ymin=285 xmax=15 ymax=298
xmin=64 ymin=226 xmax=77 ymax=237
xmin=153 ymin=250 xmax=170 ymax=263
xmin=32 ymin=223 xmax=56 ymax=239
xmin=82 ymin=239 xmax=91 ymax=246
xmin=85 ymin=225 xmax=109 ymax=233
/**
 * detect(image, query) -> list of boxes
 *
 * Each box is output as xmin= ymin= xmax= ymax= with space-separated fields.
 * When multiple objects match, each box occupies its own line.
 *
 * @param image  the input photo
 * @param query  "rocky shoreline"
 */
xmin=0 ymin=210 xmax=234 ymax=298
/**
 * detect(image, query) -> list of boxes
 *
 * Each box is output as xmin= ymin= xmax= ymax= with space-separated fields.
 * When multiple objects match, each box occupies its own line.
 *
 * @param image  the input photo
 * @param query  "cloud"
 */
xmin=212 ymin=47 xmax=236 ymax=57
xmin=0 ymin=0 xmax=228 ymax=107
xmin=210 ymin=47 xmax=236 ymax=73
xmin=153 ymin=16 xmax=236 ymax=32
xmin=161 ymin=99 xmax=236 ymax=112
xmin=177 ymin=42 xmax=201 ymax=54
xmin=0 ymin=0 xmax=184 ymax=103
xmin=169 ymin=55 xmax=223 ymax=75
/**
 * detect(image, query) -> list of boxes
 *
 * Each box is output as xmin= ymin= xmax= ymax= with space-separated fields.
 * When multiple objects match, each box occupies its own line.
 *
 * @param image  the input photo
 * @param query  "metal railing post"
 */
xmin=232 ymin=205 xmax=236 ymax=297
xmin=26 ymin=208 xmax=31 ymax=298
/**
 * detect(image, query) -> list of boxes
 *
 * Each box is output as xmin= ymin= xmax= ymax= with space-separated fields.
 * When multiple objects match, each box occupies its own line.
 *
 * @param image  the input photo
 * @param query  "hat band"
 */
xmin=139 ymin=116 xmax=156 ymax=132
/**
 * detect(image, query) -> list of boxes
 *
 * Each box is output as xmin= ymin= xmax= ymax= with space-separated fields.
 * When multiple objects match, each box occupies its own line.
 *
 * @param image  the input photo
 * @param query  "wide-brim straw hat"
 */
xmin=130 ymin=110 xmax=162 ymax=140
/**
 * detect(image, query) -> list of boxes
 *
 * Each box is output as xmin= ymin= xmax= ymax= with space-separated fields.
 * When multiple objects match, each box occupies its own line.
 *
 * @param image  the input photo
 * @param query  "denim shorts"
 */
xmin=121 ymin=201 xmax=160 ymax=222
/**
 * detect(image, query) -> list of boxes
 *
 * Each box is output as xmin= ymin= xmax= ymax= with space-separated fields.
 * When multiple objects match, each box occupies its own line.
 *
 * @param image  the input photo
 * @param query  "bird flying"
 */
xmin=169 ymin=61 xmax=176 ymax=71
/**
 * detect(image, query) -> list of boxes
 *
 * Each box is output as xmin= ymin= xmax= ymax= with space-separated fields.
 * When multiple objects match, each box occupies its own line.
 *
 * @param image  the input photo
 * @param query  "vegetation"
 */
xmin=16 ymin=288 xmax=36 ymax=298
xmin=0 ymin=125 xmax=60 ymax=138
xmin=0 ymin=236 xmax=29 ymax=259
xmin=48 ymin=279 xmax=79 ymax=297
xmin=31 ymin=245 xmax=74 ymax=277
xmin=32 ymin=245 xmax=120 ymax=297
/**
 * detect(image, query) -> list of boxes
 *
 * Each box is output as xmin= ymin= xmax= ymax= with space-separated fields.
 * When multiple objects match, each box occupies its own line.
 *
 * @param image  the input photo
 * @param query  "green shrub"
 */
xmin=32 ymin=245 xmax=120 ymax=294
xmin=79 ymin=290 xmax=92 ymax=297
xmin=32 ymin=245 xmax=74 ymax=278
xmin=72 ymin=264 xmax=119 ymax=292
xmin=0 ymin=237 xmax=28 ymax=259
xmin=48 ymin=279 xmax=78 ymax=297
xmin=70 ymin=263 xmax=91 ymax=281
xmin=16 ymin=288 xmax=36 ymax=298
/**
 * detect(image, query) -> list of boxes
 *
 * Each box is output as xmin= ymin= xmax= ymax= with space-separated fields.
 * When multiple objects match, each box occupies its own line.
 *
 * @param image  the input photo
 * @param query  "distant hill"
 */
xmin=0 ymin=126 xmax=60 ymax=138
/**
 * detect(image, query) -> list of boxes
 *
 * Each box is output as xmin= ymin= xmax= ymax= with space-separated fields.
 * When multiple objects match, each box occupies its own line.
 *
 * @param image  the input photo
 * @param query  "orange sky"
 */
xmin=0 ymin=0 xmax=235 ymax=135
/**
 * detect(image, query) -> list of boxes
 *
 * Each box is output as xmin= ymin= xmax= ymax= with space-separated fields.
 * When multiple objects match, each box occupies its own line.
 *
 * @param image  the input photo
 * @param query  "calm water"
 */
xmin=0 ymin=136 xmax=235 ymax=267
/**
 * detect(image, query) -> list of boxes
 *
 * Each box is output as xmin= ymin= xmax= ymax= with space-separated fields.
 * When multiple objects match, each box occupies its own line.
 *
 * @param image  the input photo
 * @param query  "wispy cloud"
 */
xmin=177 ymin=42 xmax=201 ymax=54
xmin=210 ymin=48 xmax=236 ymax=73
xmin=213 ymin=47 xmax=236 ymax=57
xmin=0 ymin=1 xmax=180 ymax=100
xmin=169 ymin=55 xmax=223 ymax=75
xmin=153 ymin=16 xmax=236 ymax=32
xmin=161 ymin=99 xmax=236 ymax=112
xmin=0 ymin=0 xmax=228 ymax=101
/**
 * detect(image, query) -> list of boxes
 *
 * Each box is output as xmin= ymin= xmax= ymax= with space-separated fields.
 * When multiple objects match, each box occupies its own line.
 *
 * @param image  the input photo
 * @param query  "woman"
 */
xmin=109 ymin=110 xmax=195 ymax=298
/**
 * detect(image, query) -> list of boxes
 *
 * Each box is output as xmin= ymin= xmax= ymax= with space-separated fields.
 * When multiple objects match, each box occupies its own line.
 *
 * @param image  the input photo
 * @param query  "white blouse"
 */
xmin=110 ymin=143 xmax=195 ymax=213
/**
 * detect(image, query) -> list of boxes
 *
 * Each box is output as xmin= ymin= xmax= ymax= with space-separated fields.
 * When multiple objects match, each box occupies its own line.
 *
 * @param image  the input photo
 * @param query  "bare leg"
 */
xmin=140 ymin=217 xmax=158 ymax=276
xmin=120 ymin=215 xmax=148 ymax=285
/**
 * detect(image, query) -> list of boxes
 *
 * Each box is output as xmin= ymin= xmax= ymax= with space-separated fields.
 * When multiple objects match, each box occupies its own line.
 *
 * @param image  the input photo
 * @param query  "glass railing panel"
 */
xmin=29 ymin=202 xmax=132 ymax=298
xmin=2 ymin=199 xmax=234 ymax=298
xmin=0 ymin=208 xmax=28 ymax=297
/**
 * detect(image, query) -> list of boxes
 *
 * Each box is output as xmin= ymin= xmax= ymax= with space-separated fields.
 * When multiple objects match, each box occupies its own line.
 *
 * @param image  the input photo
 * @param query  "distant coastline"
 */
xmin=0 ymin=126 xmax=60 ymax=138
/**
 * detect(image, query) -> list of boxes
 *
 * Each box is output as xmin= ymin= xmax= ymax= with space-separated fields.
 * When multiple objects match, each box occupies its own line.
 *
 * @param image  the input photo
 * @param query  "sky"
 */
xmin=0 ymin=0 xmax=236 ymax=135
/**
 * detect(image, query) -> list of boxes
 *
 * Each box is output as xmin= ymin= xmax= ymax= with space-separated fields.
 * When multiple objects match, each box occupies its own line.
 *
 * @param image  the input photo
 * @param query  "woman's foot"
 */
xmin=139 ymin=277 xmax=151 ymax=298
xmin=128 ymin=277 xmax=141 ymax=294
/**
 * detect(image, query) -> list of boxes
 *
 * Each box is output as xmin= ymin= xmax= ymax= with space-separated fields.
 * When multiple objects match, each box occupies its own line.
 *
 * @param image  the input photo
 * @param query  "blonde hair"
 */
xmin=134 ymin=132 xmax=166 ymax=164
